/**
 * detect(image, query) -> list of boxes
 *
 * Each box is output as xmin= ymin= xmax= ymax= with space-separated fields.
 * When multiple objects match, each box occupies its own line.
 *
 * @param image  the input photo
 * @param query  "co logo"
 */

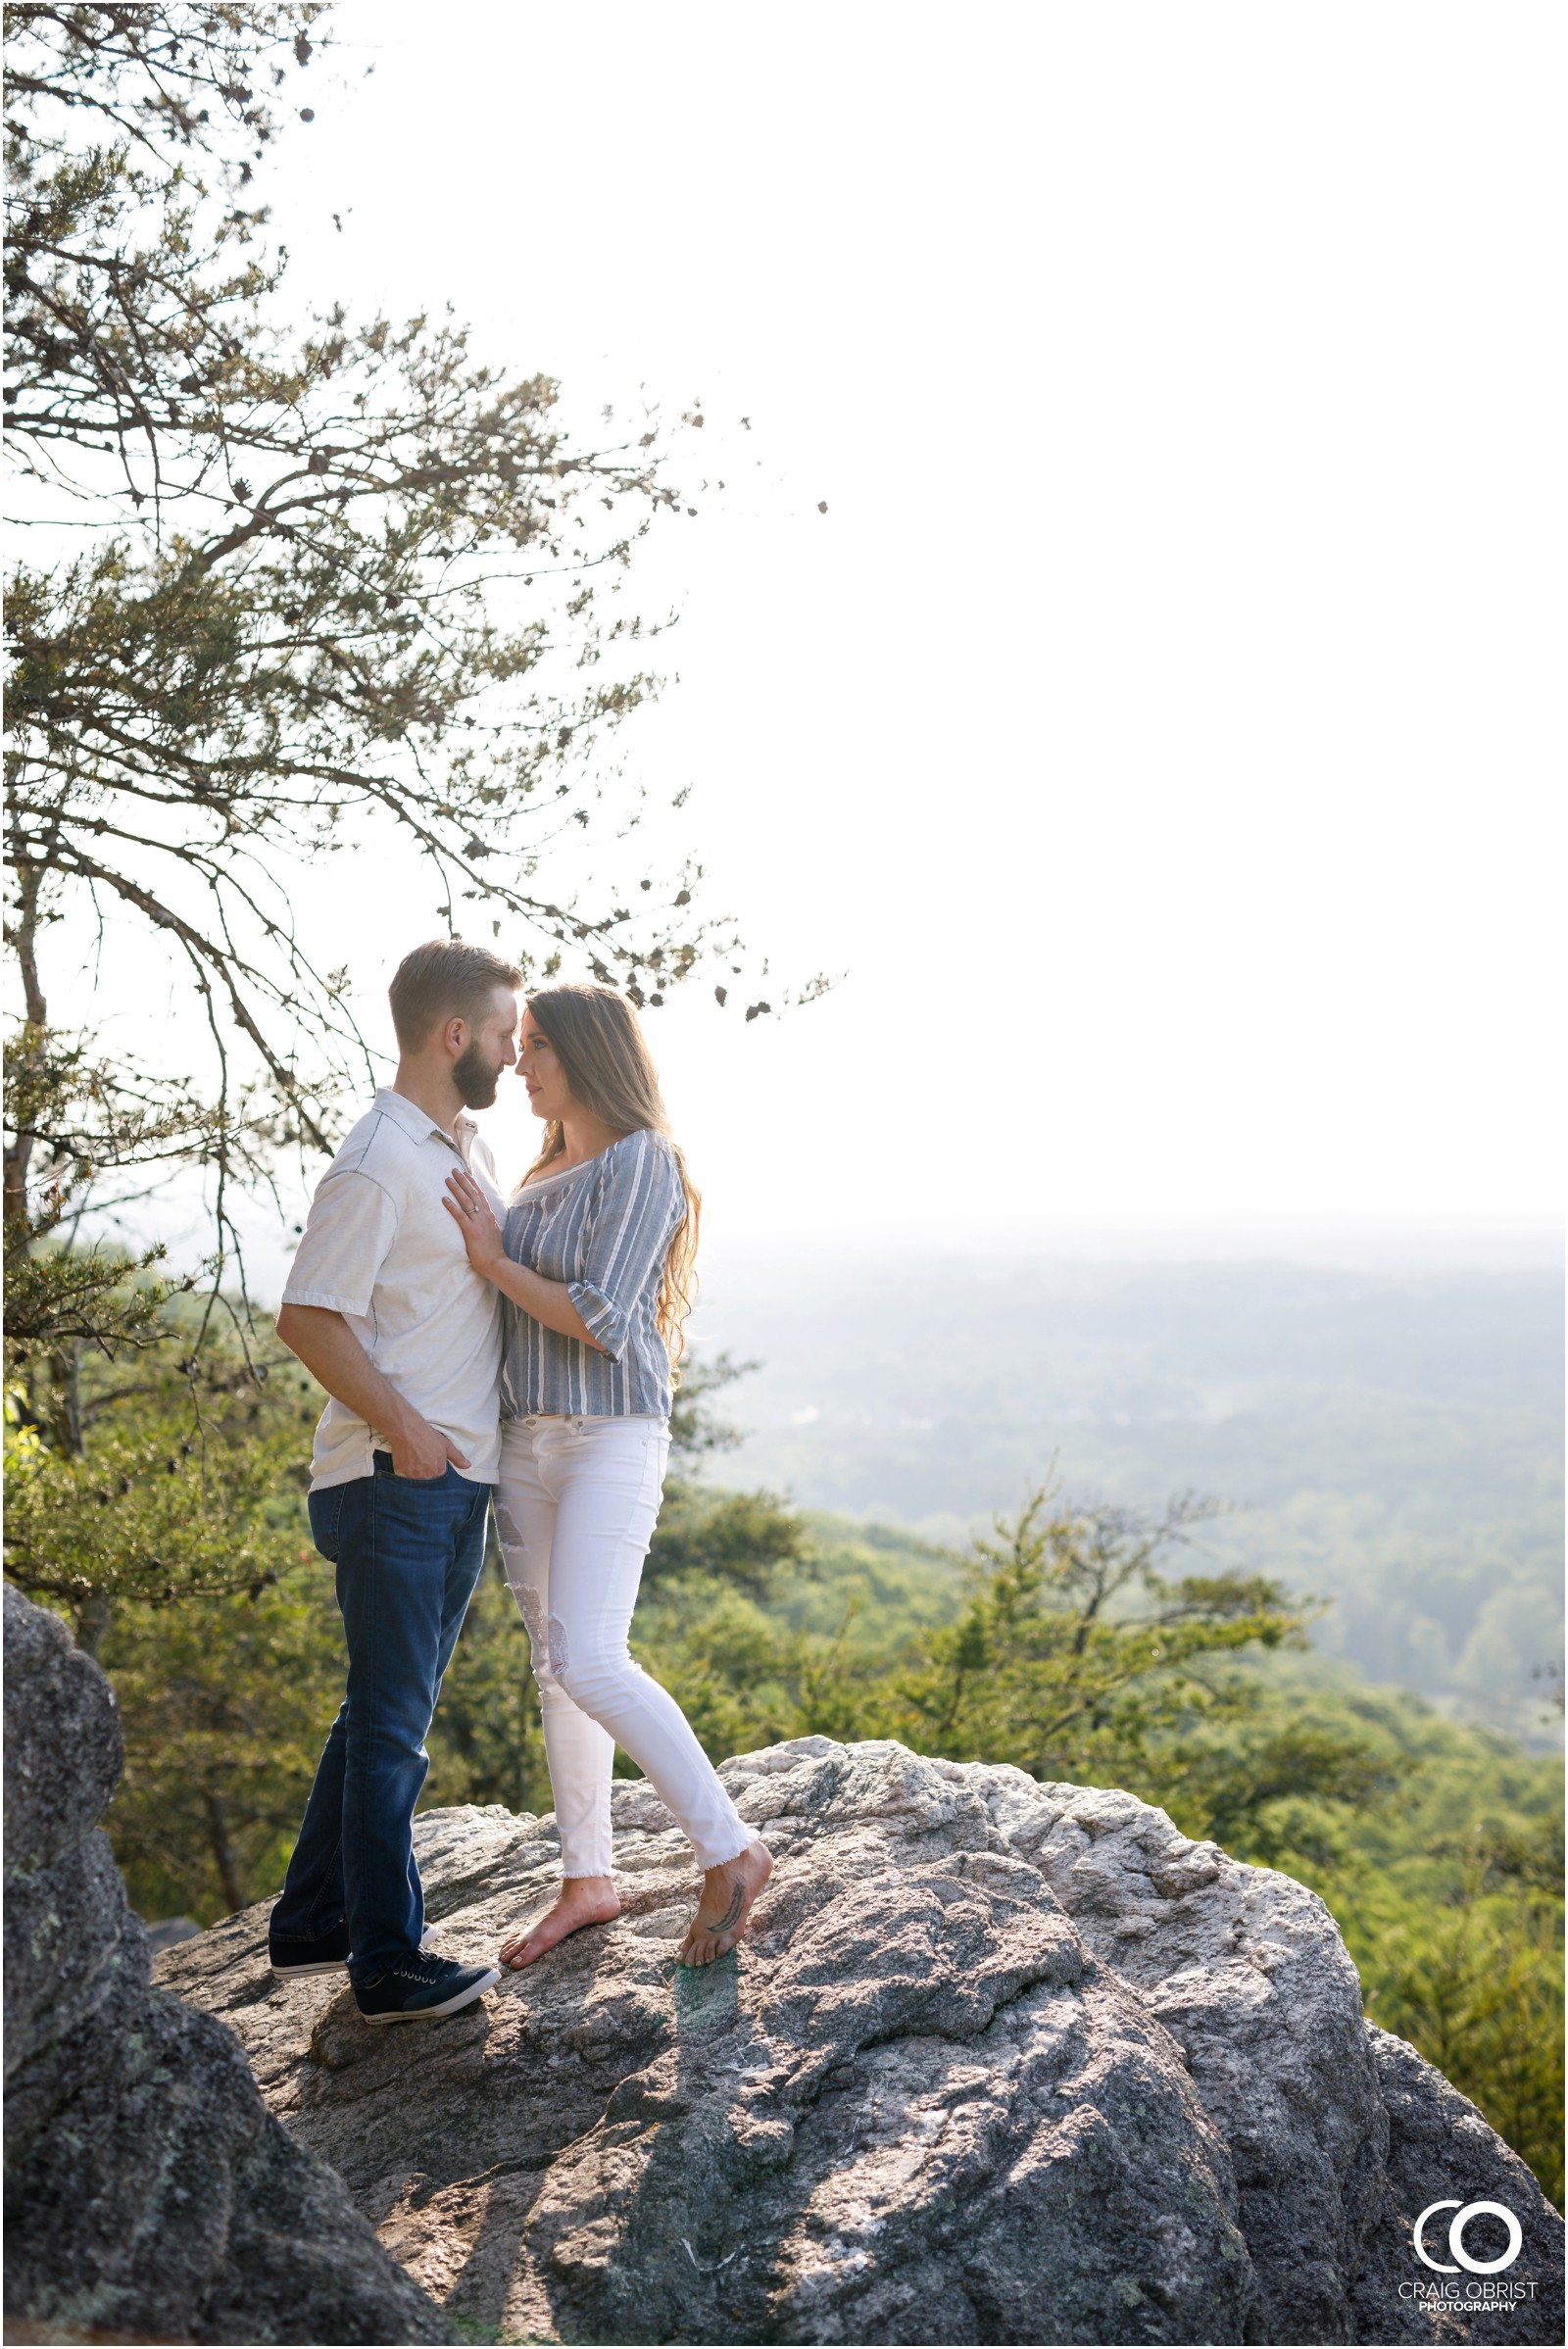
xmin=1414 ymin=2199 xmax=1523 ymax=2275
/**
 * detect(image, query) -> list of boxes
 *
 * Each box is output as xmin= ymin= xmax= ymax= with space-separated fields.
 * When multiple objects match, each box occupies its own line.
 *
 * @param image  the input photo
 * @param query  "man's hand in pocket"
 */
xmin=389 ymin=1413 xmax=471 ymax=1480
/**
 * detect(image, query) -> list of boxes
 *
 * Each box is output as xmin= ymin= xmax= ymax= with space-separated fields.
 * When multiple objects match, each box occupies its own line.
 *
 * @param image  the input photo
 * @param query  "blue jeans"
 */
xmin=270 ymin=1455 xmax=492 ymax=1979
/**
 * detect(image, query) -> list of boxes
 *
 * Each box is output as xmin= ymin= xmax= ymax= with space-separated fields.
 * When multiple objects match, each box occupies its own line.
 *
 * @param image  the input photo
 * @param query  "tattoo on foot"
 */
xmin=710 ymin=1879 xmax=744 ymax=1933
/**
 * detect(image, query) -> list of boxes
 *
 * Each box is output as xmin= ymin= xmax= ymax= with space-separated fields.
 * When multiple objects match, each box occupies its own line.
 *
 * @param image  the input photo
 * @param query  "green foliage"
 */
xmin=644 ymin=1484 xmax=807 ymax=1599
xmin=103 ymin=1564 xmax=341 ymax=1921
xmin=803 ymin=1483 xmax=1327 ymax=1785
xmin=3 ymin=1236 xmax=172 ymax=1366
xmin=1140 ymin=1688 xmax=1417 ymax=1873
xmin=4 ymin=1296 xmax=318 ymax=1619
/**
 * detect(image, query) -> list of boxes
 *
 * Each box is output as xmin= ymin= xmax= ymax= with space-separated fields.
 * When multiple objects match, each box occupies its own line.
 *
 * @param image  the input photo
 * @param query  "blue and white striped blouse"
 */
xmin=499 ymin=1127 xmax=686 ymax=1419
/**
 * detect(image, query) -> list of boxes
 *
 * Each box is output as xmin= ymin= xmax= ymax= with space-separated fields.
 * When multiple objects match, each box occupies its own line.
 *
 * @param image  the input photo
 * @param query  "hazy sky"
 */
xmin=24 ymin=3 xmax=1566 ymax=1277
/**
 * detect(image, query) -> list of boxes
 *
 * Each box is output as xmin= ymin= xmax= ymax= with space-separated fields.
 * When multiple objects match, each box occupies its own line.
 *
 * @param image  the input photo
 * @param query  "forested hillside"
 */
xmin=698 ymin=1256 xmax=1564 ymax=1745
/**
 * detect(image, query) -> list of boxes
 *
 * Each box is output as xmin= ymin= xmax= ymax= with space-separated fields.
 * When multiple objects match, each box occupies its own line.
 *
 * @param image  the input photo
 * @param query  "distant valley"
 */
xmin=694 ymin=1256 xmax=1564 ymax=1748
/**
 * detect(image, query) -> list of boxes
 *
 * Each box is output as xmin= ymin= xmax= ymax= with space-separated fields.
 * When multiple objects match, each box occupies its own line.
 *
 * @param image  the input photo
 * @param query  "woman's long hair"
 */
xmin=521 ymin=984 xmax=701 ymax=1368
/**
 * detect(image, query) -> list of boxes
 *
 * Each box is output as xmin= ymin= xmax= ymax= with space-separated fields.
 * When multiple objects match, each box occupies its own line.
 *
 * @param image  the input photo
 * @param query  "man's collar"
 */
xmin=373 ymin=1086 xmax=475 ymax=1150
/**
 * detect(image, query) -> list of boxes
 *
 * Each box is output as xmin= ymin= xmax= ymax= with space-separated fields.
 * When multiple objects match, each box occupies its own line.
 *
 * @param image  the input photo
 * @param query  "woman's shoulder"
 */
xmin=600 ymin=1126 xmax=682 ymax=1189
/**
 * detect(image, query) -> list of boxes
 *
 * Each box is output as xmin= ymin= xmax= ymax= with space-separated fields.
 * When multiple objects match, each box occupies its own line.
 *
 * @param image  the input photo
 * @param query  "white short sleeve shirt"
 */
xmin=282 ymin=1087 xmax=506 ymax=1491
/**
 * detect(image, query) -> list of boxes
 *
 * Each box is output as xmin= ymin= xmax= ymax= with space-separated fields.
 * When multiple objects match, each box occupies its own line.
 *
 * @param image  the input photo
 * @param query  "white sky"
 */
xmin=20 ymin=1 xmax=1567 ymax=1280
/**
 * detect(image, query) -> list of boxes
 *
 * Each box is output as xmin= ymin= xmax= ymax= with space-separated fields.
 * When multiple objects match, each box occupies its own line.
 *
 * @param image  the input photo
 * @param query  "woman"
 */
xmin=442 ymin=983 xmax=772 ymax=1970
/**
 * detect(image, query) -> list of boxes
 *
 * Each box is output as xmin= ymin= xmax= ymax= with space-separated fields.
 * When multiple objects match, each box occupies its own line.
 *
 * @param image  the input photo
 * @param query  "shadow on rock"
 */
xmin=156 ymin=1733 xmax=1568 ymax=2343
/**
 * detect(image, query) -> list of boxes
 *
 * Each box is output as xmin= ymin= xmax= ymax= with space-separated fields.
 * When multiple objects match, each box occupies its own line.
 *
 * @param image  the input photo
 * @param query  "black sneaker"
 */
xmin=270 ymin=1922 xmax=353 ymax=1978
xmin=270 ymin=1923 xmax=437 ymax=1980
xmin=353 ymin=1951 xmax=501 ymax=2026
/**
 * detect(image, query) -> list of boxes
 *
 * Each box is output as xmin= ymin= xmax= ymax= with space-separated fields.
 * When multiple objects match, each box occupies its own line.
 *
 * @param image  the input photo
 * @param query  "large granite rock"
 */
xmin=3 ymin=1582 xmax=451 ymax=2346
xmin=157 ymin=1734 xmax=1564 ymax=2345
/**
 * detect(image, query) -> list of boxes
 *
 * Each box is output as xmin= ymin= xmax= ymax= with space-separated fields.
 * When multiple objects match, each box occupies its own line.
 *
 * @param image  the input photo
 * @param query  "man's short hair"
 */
xmin=388 ymin=939 xmax=523 ymax=1052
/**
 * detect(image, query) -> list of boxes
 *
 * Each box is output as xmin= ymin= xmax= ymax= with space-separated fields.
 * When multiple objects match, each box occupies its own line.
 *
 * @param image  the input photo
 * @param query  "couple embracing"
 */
xmin=267 ymin=939 xmax=773 ymax=2025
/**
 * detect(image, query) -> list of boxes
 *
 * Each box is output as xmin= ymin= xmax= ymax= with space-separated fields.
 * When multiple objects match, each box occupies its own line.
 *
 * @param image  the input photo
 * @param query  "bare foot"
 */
xmin=678 ymin=1838 xmax=773 ymax=1968
xmin=499 ymin=1875 xmax=620 ymax=1970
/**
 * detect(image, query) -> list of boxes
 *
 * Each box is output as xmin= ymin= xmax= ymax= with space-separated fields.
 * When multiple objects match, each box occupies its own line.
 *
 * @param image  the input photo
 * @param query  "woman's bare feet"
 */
xmin=499 ymin=1874 xmax=620 ymax=1970
xmin=678 ymin=1838 xmax=773 ymax=1968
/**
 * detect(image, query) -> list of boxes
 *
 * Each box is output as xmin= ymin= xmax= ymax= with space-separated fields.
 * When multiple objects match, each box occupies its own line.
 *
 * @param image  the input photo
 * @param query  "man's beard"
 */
xmin=453 ymin=1039 xmax=501 ymax=1109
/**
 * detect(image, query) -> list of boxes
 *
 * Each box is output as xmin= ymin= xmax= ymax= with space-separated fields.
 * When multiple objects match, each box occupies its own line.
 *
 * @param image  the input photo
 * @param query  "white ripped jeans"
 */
xmin=494 ymin=1413 xmax=754 ymax=1878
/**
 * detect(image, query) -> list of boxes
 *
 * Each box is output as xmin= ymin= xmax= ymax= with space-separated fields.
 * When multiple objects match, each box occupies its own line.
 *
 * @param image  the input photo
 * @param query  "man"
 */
xmin=268 ymin=939 xmax=522 ymax=2023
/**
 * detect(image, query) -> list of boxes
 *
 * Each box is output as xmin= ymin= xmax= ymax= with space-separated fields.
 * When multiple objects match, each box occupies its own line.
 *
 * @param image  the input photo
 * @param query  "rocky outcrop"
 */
xmin=3 ymin=1582 xmax=451 ymax=2346
xmin=158 ymin=1734 xmax=1565 ymax=2346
